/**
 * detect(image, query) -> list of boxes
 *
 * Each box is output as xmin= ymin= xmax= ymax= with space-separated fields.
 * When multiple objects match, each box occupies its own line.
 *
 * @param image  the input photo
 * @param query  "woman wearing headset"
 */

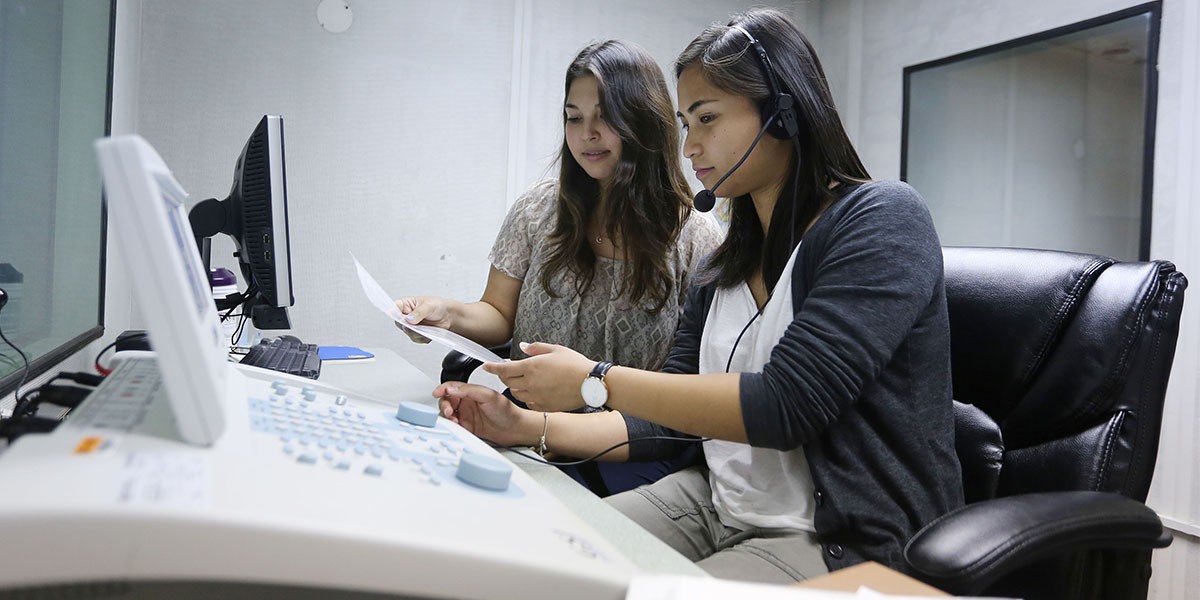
xmin=434 ymin=8 xmax=962 ymax=583
xmin=396 ymin=40 xmax=721 ymax=497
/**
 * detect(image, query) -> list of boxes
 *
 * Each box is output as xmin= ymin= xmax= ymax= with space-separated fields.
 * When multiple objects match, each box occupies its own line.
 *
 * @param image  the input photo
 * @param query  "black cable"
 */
xmin=0 ymin=320 xmax=31 ymax=406
xmin=57 ymin=371 xmax=104 ymax=388
xmin=231 ymin=309 xmax=250 ymax=346
xmin=722 ymin=140 xmax=803 ymax=374
xmin=93 ymin=337 xmax=123 ymax=375
xmin=10 ymin=385 xmax=41 ymax=421
xmin=789 ymin=136 xmax=802 ymax=258
xmin=1 ymin=369 xmax=106 ymax=443
xmin=0 ymin=416 xmax=60 ymax=441
xmin=725 ymin=311 xmax=762 ymax=373
xmin=10 ymin=372 xmax=103 ymax=420
xmin=481 ymin=434 xmax=710 ymax=466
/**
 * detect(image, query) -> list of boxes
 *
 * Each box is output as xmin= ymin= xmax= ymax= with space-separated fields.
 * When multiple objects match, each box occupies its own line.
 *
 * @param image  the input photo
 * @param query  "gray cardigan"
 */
xmin=625 ymin=180 xmax=963 ymax=573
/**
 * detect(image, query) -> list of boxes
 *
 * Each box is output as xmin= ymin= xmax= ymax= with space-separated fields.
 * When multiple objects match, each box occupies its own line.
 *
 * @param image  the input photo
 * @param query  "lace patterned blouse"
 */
xmin=488 ymin=181 xmax=722 ymax=370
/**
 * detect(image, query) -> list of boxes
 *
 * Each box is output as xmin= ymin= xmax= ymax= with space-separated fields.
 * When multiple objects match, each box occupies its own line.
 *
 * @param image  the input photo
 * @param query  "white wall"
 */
xmin=815 ymin=0 xmax=1200 ymax=596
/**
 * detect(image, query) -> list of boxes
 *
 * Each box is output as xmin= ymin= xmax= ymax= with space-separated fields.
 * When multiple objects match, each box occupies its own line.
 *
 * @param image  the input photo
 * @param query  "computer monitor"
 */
xmin=189 ymin=115 xmax=293 ymax=331
xmin=94 ymin=135 xmax=228 ymax=445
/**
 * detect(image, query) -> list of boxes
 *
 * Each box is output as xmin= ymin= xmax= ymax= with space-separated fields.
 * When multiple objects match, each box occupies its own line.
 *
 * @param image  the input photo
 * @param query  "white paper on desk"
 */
xmin=352 ymin=254 xmax=505 ymax=364
xmin=628 ymin=575 xmax=849 ymax=599
xmin=626 ymin=574 xmax=995 ymax=600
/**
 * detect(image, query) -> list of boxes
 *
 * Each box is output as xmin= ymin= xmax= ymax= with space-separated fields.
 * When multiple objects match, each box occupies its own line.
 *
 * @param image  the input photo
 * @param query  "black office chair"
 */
xmin=904 ymin=247 xmax=1187 ymax=599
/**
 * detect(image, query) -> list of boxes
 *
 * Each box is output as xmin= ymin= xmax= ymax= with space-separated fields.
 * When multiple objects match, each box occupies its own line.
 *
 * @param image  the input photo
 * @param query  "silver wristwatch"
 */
xmin=580 ymin=361 xmax=614 ymax=409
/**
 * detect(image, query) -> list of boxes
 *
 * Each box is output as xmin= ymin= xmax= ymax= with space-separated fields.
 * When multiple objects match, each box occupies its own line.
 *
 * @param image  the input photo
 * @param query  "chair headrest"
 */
xmin=943 ymin=247 xmax=1112 ymax=419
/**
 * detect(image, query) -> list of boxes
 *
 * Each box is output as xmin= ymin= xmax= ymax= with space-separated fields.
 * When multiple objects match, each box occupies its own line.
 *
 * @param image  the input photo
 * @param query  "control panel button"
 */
xmin=395 ymin=401 xmax=439 ymax=428
xmin=455 ymin=453 xmax=512 ymax=491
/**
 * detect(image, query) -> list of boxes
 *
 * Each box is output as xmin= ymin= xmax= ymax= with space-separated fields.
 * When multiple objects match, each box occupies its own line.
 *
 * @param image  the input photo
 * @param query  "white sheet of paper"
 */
xmin=626 ymin=574 xmax=1004 ymax=600
xmin=352 ymin=254 xmax=505 ymax=364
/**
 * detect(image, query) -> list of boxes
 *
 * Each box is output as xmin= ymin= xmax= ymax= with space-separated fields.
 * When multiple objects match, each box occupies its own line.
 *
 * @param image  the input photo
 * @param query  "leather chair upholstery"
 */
xmin=905 ymin=247 xmax=1187 ymax=599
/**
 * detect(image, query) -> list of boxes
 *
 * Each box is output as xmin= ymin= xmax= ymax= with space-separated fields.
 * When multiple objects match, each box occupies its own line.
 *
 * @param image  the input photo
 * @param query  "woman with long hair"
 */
xmin=396 ymin=40 xmax=721 ymax=497
xmin=435 ymin=9 xmax=962 ymax=583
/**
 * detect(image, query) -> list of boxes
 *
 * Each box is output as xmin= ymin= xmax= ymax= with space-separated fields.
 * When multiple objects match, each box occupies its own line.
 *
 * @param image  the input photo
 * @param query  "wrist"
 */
xmin=580 ymin=361 xmax=614 ymax=409
xmin=518 ymin=409 xmax=545 ymax=447
xmin=442 ymin=299 xmax=465 ymax=330
xmin=601 ymin=365 xmax=622 ymax=410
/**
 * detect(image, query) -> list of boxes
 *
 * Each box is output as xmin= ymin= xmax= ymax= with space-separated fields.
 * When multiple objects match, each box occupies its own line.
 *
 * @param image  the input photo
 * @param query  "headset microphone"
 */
xmin=692 ymin=188 xmax=717 ymax=214
xmin=693 ymin=113 xmax=778 ymax=213
xmin=693 ymin=24 xmax=798 ymax=213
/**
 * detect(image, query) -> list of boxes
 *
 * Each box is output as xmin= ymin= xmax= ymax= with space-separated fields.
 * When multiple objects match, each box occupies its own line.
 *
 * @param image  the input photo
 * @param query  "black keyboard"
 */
xmin=240 ymin=338 xmax=322 ymax=379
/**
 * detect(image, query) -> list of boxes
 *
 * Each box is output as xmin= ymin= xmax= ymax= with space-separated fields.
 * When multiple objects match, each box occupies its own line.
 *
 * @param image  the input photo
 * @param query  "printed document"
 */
xmin=352 ymin=254 xmax=505 ymax=364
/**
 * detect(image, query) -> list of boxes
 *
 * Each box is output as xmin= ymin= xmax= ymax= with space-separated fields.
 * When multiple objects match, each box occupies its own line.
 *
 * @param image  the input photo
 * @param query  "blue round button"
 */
xmin=455 ymin=453 xmax=512 ymax=491
xmin=395 ymin=401 xmax=439 ymax=428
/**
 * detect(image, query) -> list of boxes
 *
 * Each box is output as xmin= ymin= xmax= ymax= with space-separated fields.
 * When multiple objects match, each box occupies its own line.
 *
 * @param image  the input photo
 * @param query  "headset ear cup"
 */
xmin=768 ymin=94 xmax=800 ymax=140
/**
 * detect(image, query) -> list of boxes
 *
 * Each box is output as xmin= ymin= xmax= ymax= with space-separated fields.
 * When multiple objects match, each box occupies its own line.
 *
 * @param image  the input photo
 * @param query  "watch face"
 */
xmin=580 ymin=376 xmax=608 ymax=408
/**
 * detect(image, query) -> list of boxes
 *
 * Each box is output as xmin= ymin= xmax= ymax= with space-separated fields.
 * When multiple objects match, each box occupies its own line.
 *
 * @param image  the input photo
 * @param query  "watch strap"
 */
xmin=589 ymin=361 xmax=614 ymax=380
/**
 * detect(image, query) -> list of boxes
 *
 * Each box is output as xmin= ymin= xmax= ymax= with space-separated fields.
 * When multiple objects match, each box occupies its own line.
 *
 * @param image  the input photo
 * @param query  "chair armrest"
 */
xmin=440 ymin=341 xmax=512 ymax=384
xmin=904 ymin=490 xmax=1171 ymax=594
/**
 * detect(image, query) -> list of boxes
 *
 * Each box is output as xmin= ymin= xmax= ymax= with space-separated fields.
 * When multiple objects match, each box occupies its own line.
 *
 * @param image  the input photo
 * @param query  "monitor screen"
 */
xmin=95 ymin=135 xmax=228 ymax=445
xmin=189 ymin=115 xmax=293 ymax=333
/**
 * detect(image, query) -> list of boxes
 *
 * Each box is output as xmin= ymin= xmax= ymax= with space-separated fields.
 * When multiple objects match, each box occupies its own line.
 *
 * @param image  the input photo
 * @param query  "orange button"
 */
xmin=73 ymin=436 xmax=104 ymax=454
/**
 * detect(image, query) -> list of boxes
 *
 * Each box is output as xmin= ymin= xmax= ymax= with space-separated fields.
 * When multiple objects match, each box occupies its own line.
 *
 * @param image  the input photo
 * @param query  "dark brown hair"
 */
xmin=676 ymin=8 xmax=870 ymax=290
xmin=540 ymin=40 xmax=693 ymax=313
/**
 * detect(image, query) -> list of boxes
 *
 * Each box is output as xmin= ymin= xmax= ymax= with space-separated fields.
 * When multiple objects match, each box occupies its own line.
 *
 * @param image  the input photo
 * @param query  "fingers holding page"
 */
xmin=394 ymin=296 xmax=452 ymax=326
xmin=394 ymin=296 xmax=451 ymax=343
xmin=481 ymin=342 xmax=592 ymax=412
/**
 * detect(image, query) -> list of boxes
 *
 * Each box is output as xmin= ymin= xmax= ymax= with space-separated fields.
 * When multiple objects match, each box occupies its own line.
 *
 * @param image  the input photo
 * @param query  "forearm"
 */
xmin=604 ymin=368 xmax=747 ymax=443
xmin=506 ymin=409 xmax=631 ymax=461
xmin=542 ymin=410 xmax=630 ymax=461
xmin=447 ymin=300 xmax=513 ymax=347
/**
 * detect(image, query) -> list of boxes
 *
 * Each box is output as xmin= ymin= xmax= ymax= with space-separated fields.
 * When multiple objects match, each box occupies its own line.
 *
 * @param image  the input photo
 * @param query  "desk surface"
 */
xmin=320 ymin=348 xmax=705 ymax=577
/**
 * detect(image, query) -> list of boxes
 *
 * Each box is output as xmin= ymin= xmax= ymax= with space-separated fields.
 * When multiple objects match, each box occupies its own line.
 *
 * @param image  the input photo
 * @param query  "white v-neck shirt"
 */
xmin=699 ymin=245 xmax=816 ymax=532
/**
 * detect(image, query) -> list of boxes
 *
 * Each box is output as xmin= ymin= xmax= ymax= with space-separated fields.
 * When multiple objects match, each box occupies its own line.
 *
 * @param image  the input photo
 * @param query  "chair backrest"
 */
xmin=943 ymin=247 xmax=1187 ymax=505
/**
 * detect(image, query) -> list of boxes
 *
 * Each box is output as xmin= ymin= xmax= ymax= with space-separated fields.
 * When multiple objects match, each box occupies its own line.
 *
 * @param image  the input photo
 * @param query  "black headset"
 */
xmin=693 ymin=24 xmax=802 ymax=213
xmin=731 ymin=24 xmax=800 ymax=141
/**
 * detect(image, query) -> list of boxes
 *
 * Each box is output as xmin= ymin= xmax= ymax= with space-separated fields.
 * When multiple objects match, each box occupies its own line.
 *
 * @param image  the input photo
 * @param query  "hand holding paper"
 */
xmin=352 ymin=254 xmax=505 ymax=364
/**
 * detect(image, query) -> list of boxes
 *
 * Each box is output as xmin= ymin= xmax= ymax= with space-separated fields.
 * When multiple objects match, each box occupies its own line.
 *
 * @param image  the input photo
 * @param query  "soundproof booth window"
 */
xmin=0 ymin=1 xmax=114 ymax=396
xmin=903 ymin=3 xmax=1159 ymax=261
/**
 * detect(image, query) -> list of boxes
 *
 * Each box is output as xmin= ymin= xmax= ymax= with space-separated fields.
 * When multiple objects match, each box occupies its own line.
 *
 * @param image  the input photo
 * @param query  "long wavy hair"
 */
xmin=676 ymin=8 xmax=870 ymax=291
xmin=539 ymin=40 xmax=693 ymax=313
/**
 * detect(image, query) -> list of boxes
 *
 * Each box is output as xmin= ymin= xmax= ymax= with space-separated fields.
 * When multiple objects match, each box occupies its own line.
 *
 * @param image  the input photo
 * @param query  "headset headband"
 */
xmin=729 ymin=24 xmax=786 ymax=103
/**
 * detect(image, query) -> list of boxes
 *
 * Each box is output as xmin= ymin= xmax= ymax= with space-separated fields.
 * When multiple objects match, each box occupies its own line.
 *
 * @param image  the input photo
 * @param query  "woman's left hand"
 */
xmin=482 ymin=342 xmax=594 ymax=412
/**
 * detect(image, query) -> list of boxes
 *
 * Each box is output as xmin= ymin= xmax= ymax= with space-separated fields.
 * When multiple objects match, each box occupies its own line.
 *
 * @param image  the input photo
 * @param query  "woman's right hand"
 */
xmin=393 ymin=296 xmax=454 ymax=343
xmin=434 ymin=382 xmax=537 ymax=448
